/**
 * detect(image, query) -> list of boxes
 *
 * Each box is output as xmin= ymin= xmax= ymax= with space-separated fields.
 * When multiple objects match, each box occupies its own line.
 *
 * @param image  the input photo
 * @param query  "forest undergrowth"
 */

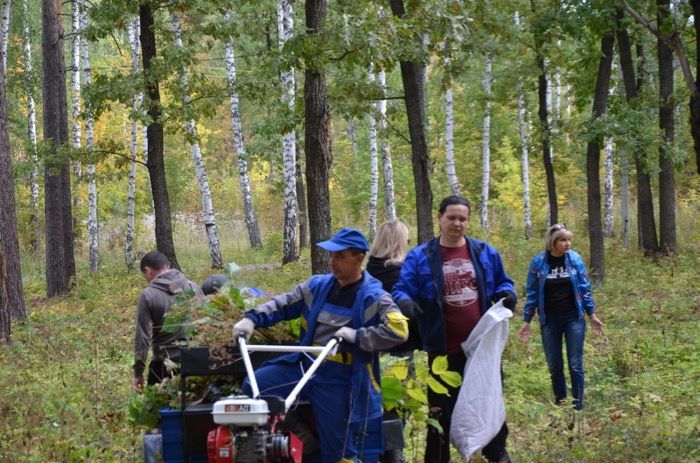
xmin=0 ymin=225 xmax=698 ymax=462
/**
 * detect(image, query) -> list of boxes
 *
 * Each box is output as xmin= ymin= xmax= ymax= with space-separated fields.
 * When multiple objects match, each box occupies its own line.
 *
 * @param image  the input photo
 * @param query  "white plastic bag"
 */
xmin=449 ymin=299 xmax=512 ymax=459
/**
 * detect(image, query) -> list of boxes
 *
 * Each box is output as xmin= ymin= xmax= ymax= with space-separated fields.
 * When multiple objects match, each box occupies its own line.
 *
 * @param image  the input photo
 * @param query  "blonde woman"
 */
xmin=519 ymin=224 xmax=604 ymax=410
xmin=366 ymin=221 xmax=410 ymax=292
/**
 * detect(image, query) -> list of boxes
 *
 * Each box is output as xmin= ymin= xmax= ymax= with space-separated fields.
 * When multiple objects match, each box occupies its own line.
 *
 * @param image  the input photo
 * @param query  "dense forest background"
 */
xmin=0 ymin=0 xmax=697 ymax=461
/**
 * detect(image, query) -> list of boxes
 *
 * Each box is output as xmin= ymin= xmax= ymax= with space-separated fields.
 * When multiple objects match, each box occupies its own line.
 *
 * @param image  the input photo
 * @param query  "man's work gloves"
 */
xmin=232 ymin=317 xmax=256 ymax=345
xmin=334 ymin=327 xmax=357 ymax=344
xmin=495 ymin=291 xmax=517 ymax=310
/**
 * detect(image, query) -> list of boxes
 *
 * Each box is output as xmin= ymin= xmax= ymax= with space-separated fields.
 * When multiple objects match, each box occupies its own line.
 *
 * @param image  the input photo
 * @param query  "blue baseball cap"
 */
xmin=317 ymin=227 xmax=370 ymax=252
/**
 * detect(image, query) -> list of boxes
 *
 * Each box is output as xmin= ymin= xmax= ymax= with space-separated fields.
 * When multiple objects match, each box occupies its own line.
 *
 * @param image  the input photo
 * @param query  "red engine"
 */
xmin=207 ymin=425 xmax=303 ymax=463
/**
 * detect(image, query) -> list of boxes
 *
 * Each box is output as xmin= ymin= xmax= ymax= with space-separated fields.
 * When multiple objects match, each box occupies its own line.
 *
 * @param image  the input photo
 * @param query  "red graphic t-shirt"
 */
xmin=441 ymin=244 xmax=482 ymax=354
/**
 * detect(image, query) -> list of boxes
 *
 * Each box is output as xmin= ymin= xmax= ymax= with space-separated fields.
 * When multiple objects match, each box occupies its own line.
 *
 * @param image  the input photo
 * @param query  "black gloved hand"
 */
xmin=495 ymin=291 xmax=517 ymax=310
xmin=398 ymin=299 xmax=423 ymax=319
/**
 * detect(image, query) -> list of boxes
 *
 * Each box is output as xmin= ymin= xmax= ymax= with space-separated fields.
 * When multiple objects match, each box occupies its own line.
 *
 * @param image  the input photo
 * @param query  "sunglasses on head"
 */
xmin=550 ymin=223 xmax=567 ymax=231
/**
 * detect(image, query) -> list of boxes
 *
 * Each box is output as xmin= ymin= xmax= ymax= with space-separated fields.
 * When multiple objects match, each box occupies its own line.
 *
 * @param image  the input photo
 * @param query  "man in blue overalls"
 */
xmin=233 ymin=228 xmax=409 ymax=463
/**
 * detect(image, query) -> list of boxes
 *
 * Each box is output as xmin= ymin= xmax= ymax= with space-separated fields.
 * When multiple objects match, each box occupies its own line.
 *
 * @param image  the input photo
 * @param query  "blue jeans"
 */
xmin=541 ymin=310 xmax=586 ymax=410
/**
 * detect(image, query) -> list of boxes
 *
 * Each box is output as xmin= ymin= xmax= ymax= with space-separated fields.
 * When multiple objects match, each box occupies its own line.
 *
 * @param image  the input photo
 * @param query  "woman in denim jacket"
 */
xmin=518 ymin=224 xmax=604 ymax=410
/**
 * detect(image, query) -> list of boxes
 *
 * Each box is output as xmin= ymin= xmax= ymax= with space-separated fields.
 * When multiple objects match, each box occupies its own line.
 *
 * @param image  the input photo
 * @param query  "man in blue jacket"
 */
xmin=392 ymin=196 xmax=516 ymax=463
xmin=232 ymin=228 xmax=409 ymax=463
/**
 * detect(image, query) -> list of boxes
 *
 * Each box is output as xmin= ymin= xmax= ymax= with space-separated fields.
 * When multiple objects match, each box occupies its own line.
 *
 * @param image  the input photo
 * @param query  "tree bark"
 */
xmin=295 ymin=153 xmax=309 ymax=250
xmin=445 ymin=86 xmax=460 ymax=195
xmin=389 ymin=0 xmax=434 ymax=243
xmin=481 ymin=53 xmax=492 ymax=233
xmin=1 ymin=0 xmax=10 ymax=83
xmin=43 ymin=0 xmax=75 ymax=296
xmin=657 ymin=0 xmax=676 ymax=255
xmin=277 ymin=0 xmax=298 ymax=263
xmin=586 ymin=33 xmax=615 ymax=284
xmin=691 ymin=0 xmax=700 ymax=174
xmin=377 ymin=69 xmax=397 ymax=222
xmin=0 ymin=50 xmax=25 ymax=323
xmin=125 ymin=16 xmax=140 ymax=270
xmin=22 ymin=0 xmax=40 ymax=254
xmin=80 ymin=0 xmax=98 ymax=273
xmin=603 ymin=137 xmax=615 ymax=238
xmin=616 ymin=20 xmax=659 ymax=255
xmin=368 ymin=69 xmax=379 ymax=239
xmin=305 ymin=0 xmax=332 ymax=274
xmin=140 ymin=4 xmax=179 ymax=270
xmin=534 ymin=36 xmax=558 ymax=225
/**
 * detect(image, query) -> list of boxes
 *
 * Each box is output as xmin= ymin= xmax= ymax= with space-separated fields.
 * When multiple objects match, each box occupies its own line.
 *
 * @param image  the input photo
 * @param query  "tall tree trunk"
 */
xmin=305 ymin=0 xmax=332 ymax=274
xmin=619 ymin=149 xmax=630 ymax=246
xmin=532 ymin=10 xmax=558 ymax=225
xmin=171 ymin=14 xmax=224 ymax=268
xmin=603 ymin=137 xmax=615 ymax=237
xmin=1 ymin=0 xmax=10 ymax=83
xmin=125 ymin=16 xmax=140 ymax=270
xmin=22 ymin=0 xmax=40 ymax=254
xmin=657 ymin=0 xmax=677 ymax=255
xmin=515 ymin=12 xmax=533 ymax=241
xmin=70 ymin=0 xmax=82 ymax=233
xmin=377 ymin=69 xmax=397 ymax=221
xmin=481 ymin=53 xmax=492 ymax=233
xmin=616 ymin=20 xmax=659 ymax=255
xmin=295 ymin=152 xmax=308 ymax=250
xmin=690 ymin=0 xmax=700 ymax=174
xmin=0 ymin=51 xmax=25 ymax=323
xmin=389 ymin=0 xmax=434 ymax=243
xmin=80 ymin=0 xmax=98 ymax=272
xmin=140 ymin=4 xmax=179 ymax=270
xmin=368 ymin=70 xmax=379 ymax=238
xmin=445 ymin=86 xmax=460 ymax=195
xmin=277 ymin=0 xmax=298 ymax=263
xmin=43 ymin=0 xmax=75 ymax=296
xmin=585 ymin=33 xmax=614 ymax=284
xmin=223 ymin=12 xmax=261 ymax=252
xmin=0 ymin=245 xmax=9 ymax=342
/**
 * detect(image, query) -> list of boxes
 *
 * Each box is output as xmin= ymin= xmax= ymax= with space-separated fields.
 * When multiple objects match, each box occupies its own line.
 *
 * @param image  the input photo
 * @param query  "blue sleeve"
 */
xmin=484 ymin=244 xmax=516 ymax=302
xmin=573 ymin=255 xmax=596 ymax=314
xmin=523 ymin=256 xmax=540 ymax=323
xmin=392 ymin=249 xmax=421 ymax=304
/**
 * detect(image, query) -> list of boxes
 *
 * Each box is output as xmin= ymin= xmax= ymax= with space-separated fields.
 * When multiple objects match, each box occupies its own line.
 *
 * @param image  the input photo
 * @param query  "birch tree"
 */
xmin=22 ymin=0 xmax=39 ymax=253
xmin=368 ymin=70 xmax=379 ymax=238
xmin=223 ymin=12 xmax=262 ymax=252
xmin=480 ymin=53 xmax=492 ymax=232
xmin=125 ymin=17 xmax=140 ymax=270
xmin=603 ymin=137 xmax=615 ymax=238
xmin=444 ymin=77 xmax=460 ymax=195
xmin=80 ymin=0 xmax=98 ymax=272
xmin=377 ymin=69 xmax=396 ymax=221
xmin=1 ymin=0 xmax=9 ymax=83
xmin=171 ymin=13 xmax=223 ymax=268
xmin=515 ymin=11 xmax=532 ymax=239
xmin=277 ymin=0 xmax=298 ymax=264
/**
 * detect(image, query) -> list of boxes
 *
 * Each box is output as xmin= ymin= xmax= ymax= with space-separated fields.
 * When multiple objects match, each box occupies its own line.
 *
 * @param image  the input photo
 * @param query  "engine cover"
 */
xmin=212 ymin=396 xmax=270 ymax=426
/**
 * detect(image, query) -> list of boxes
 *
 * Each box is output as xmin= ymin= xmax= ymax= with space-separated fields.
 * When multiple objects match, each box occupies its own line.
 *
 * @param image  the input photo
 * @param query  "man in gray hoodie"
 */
xmin=132 ymin=251 xmax=203 ymax=393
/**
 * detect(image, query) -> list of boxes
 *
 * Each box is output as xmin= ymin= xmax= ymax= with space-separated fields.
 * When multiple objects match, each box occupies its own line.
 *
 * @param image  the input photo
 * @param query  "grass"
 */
xmin=1 ymin=224 xmax=698 ymax=462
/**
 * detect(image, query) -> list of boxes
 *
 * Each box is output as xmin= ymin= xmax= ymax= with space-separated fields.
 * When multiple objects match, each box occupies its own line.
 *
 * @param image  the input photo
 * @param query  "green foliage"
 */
xmin=126 ymin=385 xmax=170 ymax=429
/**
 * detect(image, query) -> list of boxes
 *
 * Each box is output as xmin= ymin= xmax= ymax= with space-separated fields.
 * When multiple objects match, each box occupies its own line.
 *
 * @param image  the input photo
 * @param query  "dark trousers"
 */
xmin=425 ymin=352 xmax=509 ymax=463
xmin=146 ymin=359 xmax=166 ymax=386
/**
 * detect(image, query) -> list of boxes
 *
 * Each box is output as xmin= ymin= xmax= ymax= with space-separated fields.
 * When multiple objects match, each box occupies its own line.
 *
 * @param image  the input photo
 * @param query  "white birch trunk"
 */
xmin=445 ymin=86 xmax=460 ymax=195
xmin=70 ymin=0 xmax=83 ymax=234
xmin=125 ymin=16 xmax=140 ymax=270
xmin=377 ymin=69 xmax=396 ymax=221
xmin=276 ymin=0 xmax=298 ymax=263
xmin=480 ymin=53 xmax=492 ymax=232
xmin=544 ymin=58 xmax=554 ymax=161
xmin=603 ymin=137 xmax=614 ymax=238
xmin=515 ymin=11 xmax=532 ymax=239
xmin=80 ymin=0 xmax=99 ymax=272
xmin=1 ymin=0 xmax=10 ymax=83
xmin=368 ymin=69 xmax=378 ymax=238
xmin=619 ymin=149 xmax=630 ymax=246
xmin=171 ymin=14 xmax=224 ymax=268
xmin=223 ymin=11 xmax=262 ymax=251
xmin=22 ymin=0 xmax=39 ymax=252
